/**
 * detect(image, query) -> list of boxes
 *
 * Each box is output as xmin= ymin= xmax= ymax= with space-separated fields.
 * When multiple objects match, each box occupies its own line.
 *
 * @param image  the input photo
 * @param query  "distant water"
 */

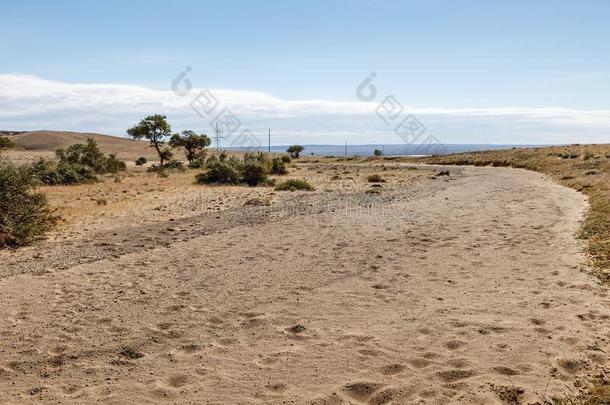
xmin=225 ymin=144 xmax=545 ymax=157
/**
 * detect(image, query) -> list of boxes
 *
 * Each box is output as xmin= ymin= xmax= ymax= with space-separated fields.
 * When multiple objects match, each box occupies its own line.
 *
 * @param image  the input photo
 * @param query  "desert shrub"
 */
xmin=196 ymin=152 xmax=287 ymax=186
xmin=0 ymin=136 xmax=15 ymax=153
xmin=270 ymin=157 xmax=288 ymax=175
xmin=135 ymin=157 xmax=147 ymax=166
xmin=242 ymin=153 xmax=270 ymax=186
xmin=56 ymin=138 xmax=106 ymax=173
xmin=162 ymin=159 xmax=185 ymax=171
xmin=49 ymin=138 xmax=126 ymax=182
xmin=583 ymin=151 xmax=595 ymax=160
xmin=30 ymin=158 xmax=97 ymax=185
xmin=367 ymin=174 xmax=385 ymax=183
xmin=274 ymin=178 xmax=314 ymax=191
xmin=147 ymin=159 xmax=185 ymax=173
xmin=189 ymin=157 xmax=206 ymax=169
xmin=281 ymin=155 xmax=292 ymax=163
xmin=373 ymin=148 xmax=383 ymax=156
xmin=0 ymin=159 xmax=57 ymax=248
xmin=196 ymin=160 xmax=241 ymax=184
xmin=105 ymin=154 xmax=127 ymax=173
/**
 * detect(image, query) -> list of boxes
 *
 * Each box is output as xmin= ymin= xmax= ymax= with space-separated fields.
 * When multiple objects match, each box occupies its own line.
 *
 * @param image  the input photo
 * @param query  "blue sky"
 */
xmin=1 ymin=0 xmax=610 ymax=144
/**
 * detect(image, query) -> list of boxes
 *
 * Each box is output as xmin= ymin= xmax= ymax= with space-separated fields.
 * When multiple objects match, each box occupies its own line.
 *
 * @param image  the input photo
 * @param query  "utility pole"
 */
xmin=268 ymin=129 xmax=271 ymax=153
xmin=214 ymin=122 xmax=223 ymax=153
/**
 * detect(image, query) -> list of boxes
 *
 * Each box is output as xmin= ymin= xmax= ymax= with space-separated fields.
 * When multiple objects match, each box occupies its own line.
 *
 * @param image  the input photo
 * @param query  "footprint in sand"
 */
xmin=408 ymin=358 xmax=432 ymax=369
xmin=436 ymin=369 xmax=476 ymax=383
xmin=445 ymin=340 xmax=466 ymax=350
xmin=342 ymin=382 xmax=383 ymax=401
xmin=379 ymin=363 xmax=406 ymax=375
xmin=167 ymin=374 xmax=190 ymax=388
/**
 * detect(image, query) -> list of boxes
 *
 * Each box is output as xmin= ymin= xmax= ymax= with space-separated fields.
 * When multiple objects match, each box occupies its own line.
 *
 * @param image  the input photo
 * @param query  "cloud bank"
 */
xmin=0 ymin=74 xmax=609 ymax=144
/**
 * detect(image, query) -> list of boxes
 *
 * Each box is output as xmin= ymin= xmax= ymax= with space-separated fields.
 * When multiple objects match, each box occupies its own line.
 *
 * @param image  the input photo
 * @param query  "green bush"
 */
xmin=33 ymin=138 xmax=126 ymax=185
xmin=281 ymin=155 xmax=292 ymax=163
xmin=147 ymin=159 xmax=185 ymax=173
xmin=242 ymin=153 xmax=270 ymax=186
xmin=274 ymin=178 xmax=315 ymax=191
xmin=270 ymin=157 xmax=288 ymax=175
xmin=30 ymin=158 xmax=97 ymax=185
xmin=55 ymin=137 xmax=120 ymax=174
xmin=196 ymin=152 xmax=289 ymax=186
xmin=105 ymin=153 xmax=127 ymax=173
xmin=196 ymin=160 xmax=241 ymax=184
xmin=0 ymin=136 xmax=15 ymax=153
xmin=0 ymin=159 xmax=57 ymax=248
xmin=189 ymin=157 xmax=206 ymax=169
xmin=135 ymin=157 xmax=147 ymax=166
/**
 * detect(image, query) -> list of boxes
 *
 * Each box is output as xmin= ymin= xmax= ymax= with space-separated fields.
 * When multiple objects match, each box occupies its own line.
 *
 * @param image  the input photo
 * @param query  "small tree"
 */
xmin=169 ymin=130 xmax=211 ymax=165
xmin=287 ymin=145 xmax=304 ymax=159
xmin=0 ymin=137 xmax=15 ymax=154
xmin=373 ymin=148 xmax=383 ymax=156
xmin=127 ymin=115 xmax=173 ymax=166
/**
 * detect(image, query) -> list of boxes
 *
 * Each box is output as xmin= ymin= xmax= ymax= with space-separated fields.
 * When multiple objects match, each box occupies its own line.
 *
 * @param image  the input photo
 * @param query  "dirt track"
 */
xmin=0 ymin=166 xmax=608 ymax=404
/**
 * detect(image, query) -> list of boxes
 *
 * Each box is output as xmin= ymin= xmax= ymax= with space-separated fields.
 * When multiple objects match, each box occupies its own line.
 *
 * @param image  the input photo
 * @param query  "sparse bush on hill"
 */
xmin=281 ymin=155 xmax=292 ymax=164
xmin=0 ymin=159 xmax=57 ymax=248
xmin=274 ymin=178 xmax=314 ymax=191
xmin=135 ymin=157 xmax=147 ymax=166
xmin=374 ymin=148 xmax=383 ymax=156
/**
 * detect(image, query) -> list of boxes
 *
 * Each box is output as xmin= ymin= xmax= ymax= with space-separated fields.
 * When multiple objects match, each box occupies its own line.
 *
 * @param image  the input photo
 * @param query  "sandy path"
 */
xmin=0 ymin=166 xmax=608 ymax=404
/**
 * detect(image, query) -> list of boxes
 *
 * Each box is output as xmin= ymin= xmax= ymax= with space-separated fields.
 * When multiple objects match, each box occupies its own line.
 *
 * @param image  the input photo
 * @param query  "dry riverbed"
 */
xmin=0 ymin=161 xmax=608 ymax=404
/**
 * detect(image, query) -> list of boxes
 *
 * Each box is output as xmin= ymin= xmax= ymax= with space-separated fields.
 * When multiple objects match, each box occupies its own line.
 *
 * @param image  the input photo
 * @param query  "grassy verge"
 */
xmin=409 ymin=144 xmax=610 ymax=282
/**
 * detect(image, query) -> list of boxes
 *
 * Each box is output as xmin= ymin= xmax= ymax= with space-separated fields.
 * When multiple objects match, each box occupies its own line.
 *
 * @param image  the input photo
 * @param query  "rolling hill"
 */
xmin=3 ymin=130 xmax=158 ymax=160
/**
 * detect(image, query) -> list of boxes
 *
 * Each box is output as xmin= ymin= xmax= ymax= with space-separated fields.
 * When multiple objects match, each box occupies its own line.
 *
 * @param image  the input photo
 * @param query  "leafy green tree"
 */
xmin=127 ymin=115 xmax=173 ymax=166
xmin=287 ymin=145 xmax=304 ymax=159
xmin=169 ymin=130 xmax=211 ymax=165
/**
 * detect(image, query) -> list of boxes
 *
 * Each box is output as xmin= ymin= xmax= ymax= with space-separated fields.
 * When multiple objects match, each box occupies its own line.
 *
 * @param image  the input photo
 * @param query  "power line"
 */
xmin=214 ymin=122 xmax=224 ymax=152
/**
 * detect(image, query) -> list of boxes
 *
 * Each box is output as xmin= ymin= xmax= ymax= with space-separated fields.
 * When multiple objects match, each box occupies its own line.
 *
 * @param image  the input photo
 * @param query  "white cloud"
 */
xmin=0 ymin=73 xmax=609 ymax=144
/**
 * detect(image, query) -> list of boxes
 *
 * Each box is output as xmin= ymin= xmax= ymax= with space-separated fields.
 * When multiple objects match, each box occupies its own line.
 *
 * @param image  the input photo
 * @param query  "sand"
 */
xmin=0 ymin=164 xmax=608 ymax=404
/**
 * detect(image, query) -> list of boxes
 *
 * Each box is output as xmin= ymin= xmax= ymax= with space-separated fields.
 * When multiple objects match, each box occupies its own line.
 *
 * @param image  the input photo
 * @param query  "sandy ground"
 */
xmin=0 ymin=164 xmax=609 ymax=404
